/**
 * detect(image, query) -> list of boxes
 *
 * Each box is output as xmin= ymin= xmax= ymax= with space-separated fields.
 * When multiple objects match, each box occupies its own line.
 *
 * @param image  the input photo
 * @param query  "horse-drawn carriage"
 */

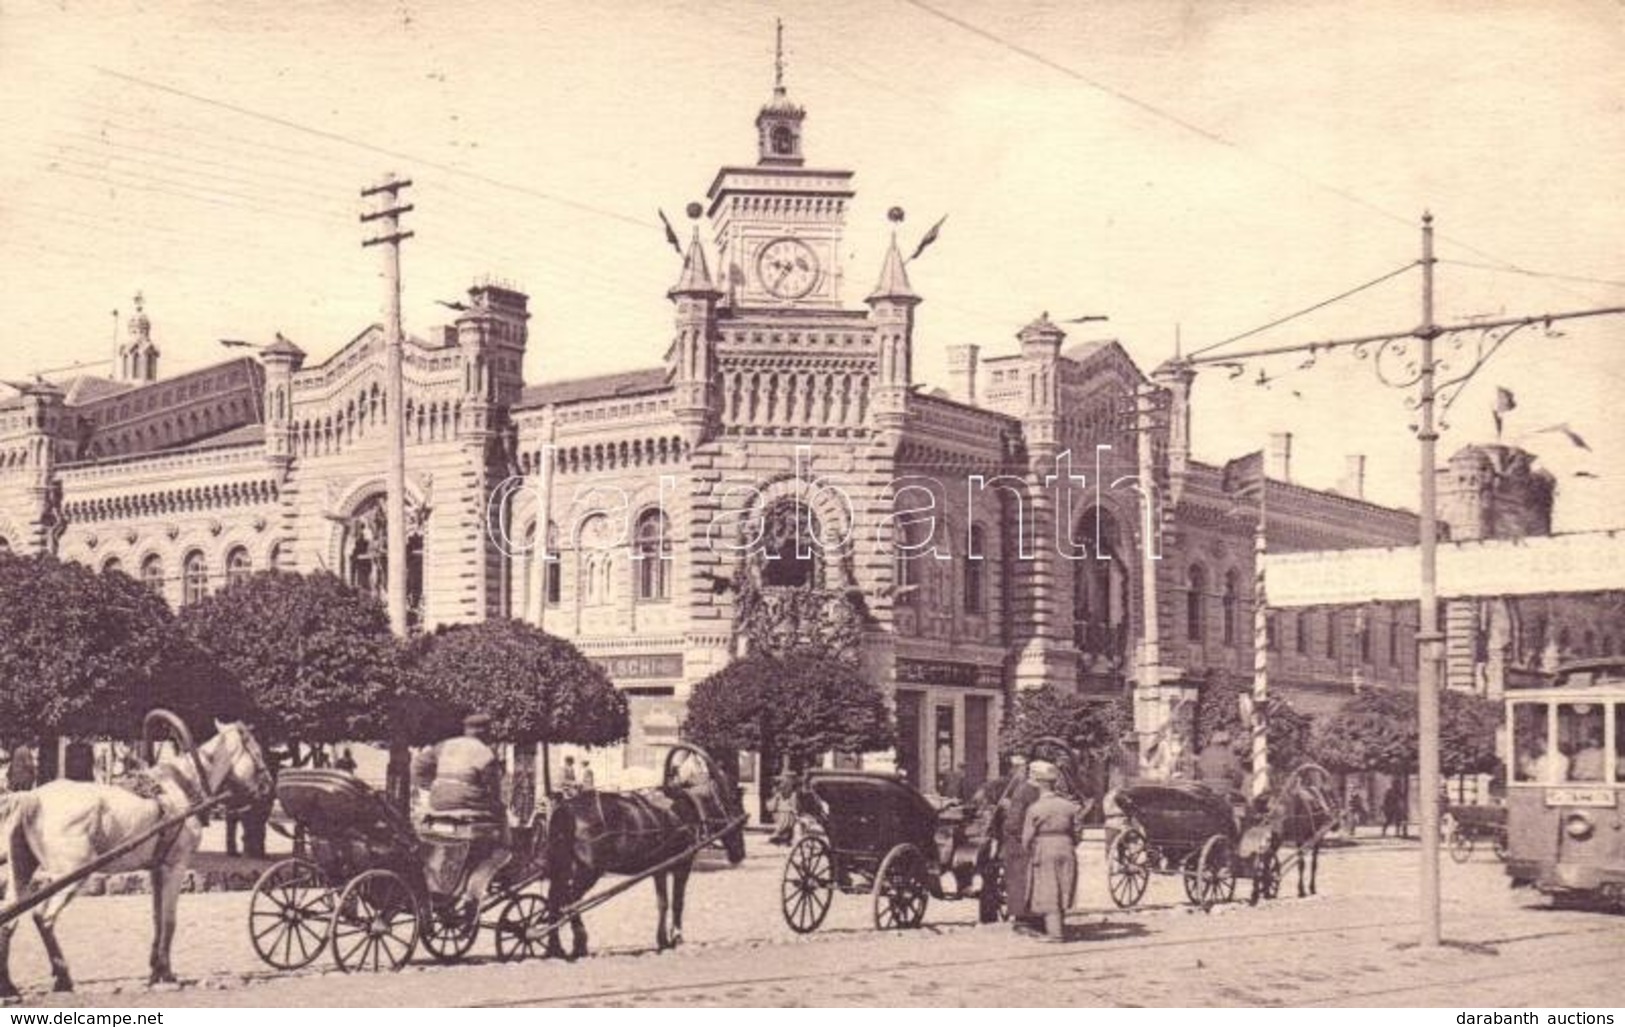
xmin=779 ymin=769 xmax=1003 ymax=933
xmin=1106 ymin=764 xmax=1339 ymax=911
xmin=248 ymin=769 xmax=554 ymax=972
xmin=251 ymin=744 xmax=747 ymax=972
xmin=1443 ymin=803 xmax=1508 ymax=864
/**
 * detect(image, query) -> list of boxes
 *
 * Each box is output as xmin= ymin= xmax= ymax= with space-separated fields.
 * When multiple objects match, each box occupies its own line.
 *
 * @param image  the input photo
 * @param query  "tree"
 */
xmin=1440 ymin=690 xmax=1502 ymax=778
xmin=177 ymin=571 xmax=403 ymax=747
xmin=1193 ymin=668 xmax=1315 ymax=773
xmin=1311 ymin=689 xmax=1418 ymax=775
xmin=0 ymin=551 xmax=200 ymax=747
xmin=408 ymin=618 xmax=629 ymax=819
xmin=683 ymin=652 xmax=893 ymax=771
xmin=999 ymin=685 xmax=1133 ymax=765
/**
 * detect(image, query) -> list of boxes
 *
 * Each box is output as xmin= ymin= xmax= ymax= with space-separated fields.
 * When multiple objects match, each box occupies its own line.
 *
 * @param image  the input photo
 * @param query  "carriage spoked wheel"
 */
xmin=330 ymin=869 xmax=421 ymax=973
xmin=420 ymin=896 xmax=481 ymax=963
xmin=493 ymin=893 xmax=559 ymax=962
xmin=1447 ymin=828 xmax=1474 ymax=864
xmin=872 ymin=843 xmax=929 ymax=930
xmin=781 ymin=835 xmax=836 ymax=934
xmin=1107 ymin=828 xmax=1151 ymax=909
xmin=248 ymin=857 xmax=334 ymax=971
xmin=1183 ymin=835 xmax=1236 ymax=910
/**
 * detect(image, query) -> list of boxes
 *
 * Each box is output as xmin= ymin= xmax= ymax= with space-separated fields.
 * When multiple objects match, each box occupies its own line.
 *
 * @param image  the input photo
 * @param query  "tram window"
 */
xmin=1561 ymin=703 xmax=1607 ymax=781
xmin=1512 ymin=704 xmax=1565 ymax=784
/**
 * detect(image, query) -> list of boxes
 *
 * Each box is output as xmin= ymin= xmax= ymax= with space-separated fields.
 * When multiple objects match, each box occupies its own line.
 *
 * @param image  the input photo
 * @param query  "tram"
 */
xmin=1504 ymin=658 xmax=1625 ymax=908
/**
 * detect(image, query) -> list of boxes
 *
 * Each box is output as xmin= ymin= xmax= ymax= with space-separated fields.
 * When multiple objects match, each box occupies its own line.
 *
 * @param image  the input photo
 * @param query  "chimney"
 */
xmin=1342 ymin=454 xmax=1366 ymax=500
xmin=946 ymin=344 xmax=979 ymax=405
xmin=1267 ymin=432 xmax=1293 ymax=482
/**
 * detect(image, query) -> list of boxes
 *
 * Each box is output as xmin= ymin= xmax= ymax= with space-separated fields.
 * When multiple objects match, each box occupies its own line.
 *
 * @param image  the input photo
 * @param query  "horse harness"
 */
xmin=112 ymin=759 xmax=215 ymax=868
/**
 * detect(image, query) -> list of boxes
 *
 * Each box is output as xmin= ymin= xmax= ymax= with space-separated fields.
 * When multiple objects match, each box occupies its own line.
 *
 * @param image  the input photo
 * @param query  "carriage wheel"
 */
xmin=1187 ymin=835 xmax=1236 ymax=910
xmin=1493 ymin=831 xmax=1509 ymax=863
xmin=781 ymin=835 xmax=835 ymax=934
xmin=977 ymin=852 xmax=1006 ymax=924
xmin=330 ymin=869 xmax=420 ymax=973
xmin=248 ymin=858 xmax=333 ymax=971
xmin=420 ymin=897 xmax=481 ymax=963
xmin=1107 ymin=828 xmax=1151 ymax=909
xmin=1447 ymin=829 xmax=1474 ymax=864
xmin=493 ymin=893 xmax=559 ymax=962
xmin=872 ymin=844 xmax=929 ymax=930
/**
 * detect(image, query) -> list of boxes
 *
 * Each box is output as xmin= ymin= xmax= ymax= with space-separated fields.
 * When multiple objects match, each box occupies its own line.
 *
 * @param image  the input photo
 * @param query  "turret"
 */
xmin=117 ymin=292 xmax=160 ymax=384
xmin=667 ymin=212 xmax=721 ymax=444
xmin=866 ymin=212 xmax=921 ymax=438
xmin=260 ymin=333 xmax=306 ymax=466
xmin=946 ymin=344 xmax=979 ymax=406
xmin=455 ymin=281 xmax=530 ymax=435
xmin=1016 ymin=312 xmax=1064 ymax=450
xmin=1151 ymin=357 xmax=1196 ymax=506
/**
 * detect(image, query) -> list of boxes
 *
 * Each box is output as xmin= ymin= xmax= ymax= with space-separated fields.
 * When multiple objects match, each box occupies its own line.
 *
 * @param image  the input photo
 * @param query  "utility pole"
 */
xmin=1177 ymin=212 xmax=1625 ymax=947
xmin=1415 ymin=212 xmax=1443 ymax=947
xmin=1250 ymin=473 xmax=1269 ymax=800
xmin=361 ymin=175 xmax=414 ymax=637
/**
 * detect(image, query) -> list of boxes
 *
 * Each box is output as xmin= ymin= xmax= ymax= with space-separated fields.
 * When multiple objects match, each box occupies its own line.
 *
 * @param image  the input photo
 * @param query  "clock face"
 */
xmin=756 ymin=238 xmax=820 ymax=299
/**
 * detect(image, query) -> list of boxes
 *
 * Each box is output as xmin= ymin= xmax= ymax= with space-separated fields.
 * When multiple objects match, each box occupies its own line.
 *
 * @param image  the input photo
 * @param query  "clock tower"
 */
xmin=705 ymin=23 xmax=853 ymax=310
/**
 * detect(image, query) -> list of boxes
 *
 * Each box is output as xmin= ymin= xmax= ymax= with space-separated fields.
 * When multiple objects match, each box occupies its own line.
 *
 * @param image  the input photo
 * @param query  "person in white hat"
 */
xmin=1021 ymin=759 xmax=1085 ymax=941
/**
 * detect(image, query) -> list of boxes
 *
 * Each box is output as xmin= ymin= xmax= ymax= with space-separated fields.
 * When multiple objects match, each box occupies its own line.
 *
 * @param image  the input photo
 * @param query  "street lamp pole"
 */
xmin=1415 ymin=212 xmax=1443 ymax=947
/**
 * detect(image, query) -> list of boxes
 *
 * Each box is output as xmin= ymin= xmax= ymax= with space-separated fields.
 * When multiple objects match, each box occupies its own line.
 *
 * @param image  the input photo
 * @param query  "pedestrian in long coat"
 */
xmin=1022 ymin=760 xmax=1085 ymax=941
xmin=999 ymin=755 xmax=1041 ymax=929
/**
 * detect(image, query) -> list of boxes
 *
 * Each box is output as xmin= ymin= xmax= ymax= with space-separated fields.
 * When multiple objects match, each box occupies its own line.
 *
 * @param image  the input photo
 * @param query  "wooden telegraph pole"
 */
xmin=361 ymin=175 xmax=414 ymax=637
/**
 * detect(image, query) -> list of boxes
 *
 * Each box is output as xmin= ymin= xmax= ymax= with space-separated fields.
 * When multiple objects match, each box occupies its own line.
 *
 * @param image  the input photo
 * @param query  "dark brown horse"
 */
xmin=1245 ymin=763 xmax=1341 ymax=905
xmin=544 ymin=743 xmax=745 ymax=958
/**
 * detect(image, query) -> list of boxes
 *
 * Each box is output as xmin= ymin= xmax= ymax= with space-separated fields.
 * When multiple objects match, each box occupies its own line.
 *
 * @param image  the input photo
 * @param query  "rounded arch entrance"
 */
xmin=327 ymin=482 xmax=428 ymax=629
xmin=1073 ymin=504 xmax=1133 ymax=682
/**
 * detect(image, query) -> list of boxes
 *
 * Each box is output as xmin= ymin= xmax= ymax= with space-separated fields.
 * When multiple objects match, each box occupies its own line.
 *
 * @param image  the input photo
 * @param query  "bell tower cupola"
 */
xmin=756 ymin=20 xmax=805 ymax=167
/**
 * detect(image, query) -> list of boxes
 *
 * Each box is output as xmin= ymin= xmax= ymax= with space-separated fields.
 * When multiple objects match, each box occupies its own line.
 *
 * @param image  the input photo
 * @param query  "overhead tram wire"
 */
xmin=93 ymin=66 xmax=655 ymax=232
xmin=1186 ymin=262 xmax=1417 ymax=359
xmin=896 ymin=0 xmax=1606 ymax=303
xmin=1438 ymin=258 xmax=1625 ymax=292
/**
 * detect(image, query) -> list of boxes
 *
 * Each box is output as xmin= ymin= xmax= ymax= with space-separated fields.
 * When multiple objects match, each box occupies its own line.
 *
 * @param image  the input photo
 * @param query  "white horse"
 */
xmin=0 ymin=719 xmax=272 ymax=1000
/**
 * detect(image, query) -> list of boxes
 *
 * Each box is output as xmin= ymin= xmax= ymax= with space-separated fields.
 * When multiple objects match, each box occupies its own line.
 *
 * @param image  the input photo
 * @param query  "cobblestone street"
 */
xmin=6 ymin=834 xmax=1620 ymax=1007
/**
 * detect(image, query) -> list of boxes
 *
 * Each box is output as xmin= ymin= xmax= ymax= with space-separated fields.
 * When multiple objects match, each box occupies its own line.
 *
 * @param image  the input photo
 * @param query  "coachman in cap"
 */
xmin=412 ymin=711 xmax=511 ymax=909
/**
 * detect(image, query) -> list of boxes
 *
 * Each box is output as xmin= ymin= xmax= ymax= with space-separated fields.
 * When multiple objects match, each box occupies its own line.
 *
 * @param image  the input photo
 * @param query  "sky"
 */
xmin=1 ymin=0 xmax=1622 ymax=530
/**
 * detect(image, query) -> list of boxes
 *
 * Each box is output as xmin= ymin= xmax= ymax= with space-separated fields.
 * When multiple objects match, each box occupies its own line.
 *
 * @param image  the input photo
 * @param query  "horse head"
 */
xmin=663 ymin=743 xmax=746 ymax=865
xmin=202 ymin=720 xmax=274 ymax=811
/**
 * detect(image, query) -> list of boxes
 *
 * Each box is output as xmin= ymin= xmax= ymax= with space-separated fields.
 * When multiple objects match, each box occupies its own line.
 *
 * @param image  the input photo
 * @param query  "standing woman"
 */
xmin=1022 ymin=760 xmax=1085 ymax=942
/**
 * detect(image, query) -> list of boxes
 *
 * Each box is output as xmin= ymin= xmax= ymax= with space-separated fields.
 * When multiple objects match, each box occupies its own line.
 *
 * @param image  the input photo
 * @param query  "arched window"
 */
xmin=101 ymin=556 xmax=123 ymax=576
xmin=545 ymin=522 xmax=561 ymax=606
xmin=771 ymin=124 xmax=793 ymax=155
xmin=1221 ymin=569 xmax=1240 ymax=646
xmin=1072 ymin=508 xmax=1129 ymax=666
xmin=1186 ymin=564 xmax=1207 ymax=642
xmin=578 ymin=513 xmax=617 ymax=605
xmin=964 ymin=524 xmax=986 ymax=614
xmin=635 ymin=509 xmax=672 ymax=601
xmin=182 ymin=551 xmax=209 ymax=605
xmin=894 ymin=518 xmax=924 ymax=603
xmin=759 ymin=501 xmax=821 ymax=588
xmin=1295 ymin=610 xmax=1310 ymax=655
xmin=225 ymin=546 xmax=252 ymax=589
xmin=140 ymin=554 xmax=164 ymax=596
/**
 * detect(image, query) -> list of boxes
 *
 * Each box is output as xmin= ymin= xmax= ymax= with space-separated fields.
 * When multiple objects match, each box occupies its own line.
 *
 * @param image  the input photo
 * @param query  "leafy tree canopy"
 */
xmin=999 ymin=685 xmax=1133 ymax=765
xmin=1194 ymin=668 xmax=1314 ymax=772
xmin=408 ymin=618 xmax=627 ymax=748
xmin=0 ymin=551 xmax=212 ymax=743
xmin=683 ymin=652 xmax=893 ymax=768
xmin=177 ymin=570 xmax=401 ymax=745
xmin=1311 ymin=688 xmax=1417 ymax=774
xmin=1440 ymin=690 xmax=1502 ymax=777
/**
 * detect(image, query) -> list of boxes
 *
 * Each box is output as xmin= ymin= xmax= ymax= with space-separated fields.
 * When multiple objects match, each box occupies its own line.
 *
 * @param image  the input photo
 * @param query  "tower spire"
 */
xmin=774 ymin=17 xmax=785 ymax=96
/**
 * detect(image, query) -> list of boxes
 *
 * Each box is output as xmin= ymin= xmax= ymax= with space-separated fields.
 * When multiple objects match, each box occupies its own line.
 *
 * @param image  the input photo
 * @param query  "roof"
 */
xmin=670 ymin=228 xmax=718 ymax=295
xmin=1061 ymin=339 xmax=1112 ymax=364
xmin=169 ymin=422 xmax=265 ymax=452
xmin=58 ymin=376 xmax=134 ymax=406
xmin=866 ymin=234 xmax=918 ymax=304
xmin=515 ymin=367 xmax=671 ymax=409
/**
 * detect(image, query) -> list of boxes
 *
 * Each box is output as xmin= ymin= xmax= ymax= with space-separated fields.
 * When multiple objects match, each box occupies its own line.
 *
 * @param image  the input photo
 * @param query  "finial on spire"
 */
xmin=887 ymin=206 xmax=906 ymax=224
xmin=133 ymin=290 xmax=145 ymax=313
xmin=774 ymin=18 xmax=786 ymax=96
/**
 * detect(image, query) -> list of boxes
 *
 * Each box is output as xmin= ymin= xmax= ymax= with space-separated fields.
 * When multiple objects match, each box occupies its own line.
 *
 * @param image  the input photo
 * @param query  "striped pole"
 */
xmin=1250 ymin=478 xmax=1270 ymax=800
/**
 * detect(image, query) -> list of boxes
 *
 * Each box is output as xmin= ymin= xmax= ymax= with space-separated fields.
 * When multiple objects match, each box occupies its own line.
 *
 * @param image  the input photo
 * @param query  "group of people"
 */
xmin=998 ymin=755 xmax=1087 ymax=942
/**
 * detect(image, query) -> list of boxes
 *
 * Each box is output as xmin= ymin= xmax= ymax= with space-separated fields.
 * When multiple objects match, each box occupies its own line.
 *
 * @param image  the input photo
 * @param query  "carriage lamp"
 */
xmin=1564 ymin=812 xmax=1595 ymax=841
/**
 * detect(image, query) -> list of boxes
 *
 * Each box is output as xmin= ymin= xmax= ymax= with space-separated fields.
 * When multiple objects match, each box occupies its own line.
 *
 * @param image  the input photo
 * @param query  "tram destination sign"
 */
xmin=1544 ymin=787 xmax=1615 ymax=808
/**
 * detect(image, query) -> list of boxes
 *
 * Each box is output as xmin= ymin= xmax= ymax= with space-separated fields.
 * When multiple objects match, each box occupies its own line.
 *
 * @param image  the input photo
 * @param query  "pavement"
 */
xmin=2 ymin=832 xmax=1619 ymax=1007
